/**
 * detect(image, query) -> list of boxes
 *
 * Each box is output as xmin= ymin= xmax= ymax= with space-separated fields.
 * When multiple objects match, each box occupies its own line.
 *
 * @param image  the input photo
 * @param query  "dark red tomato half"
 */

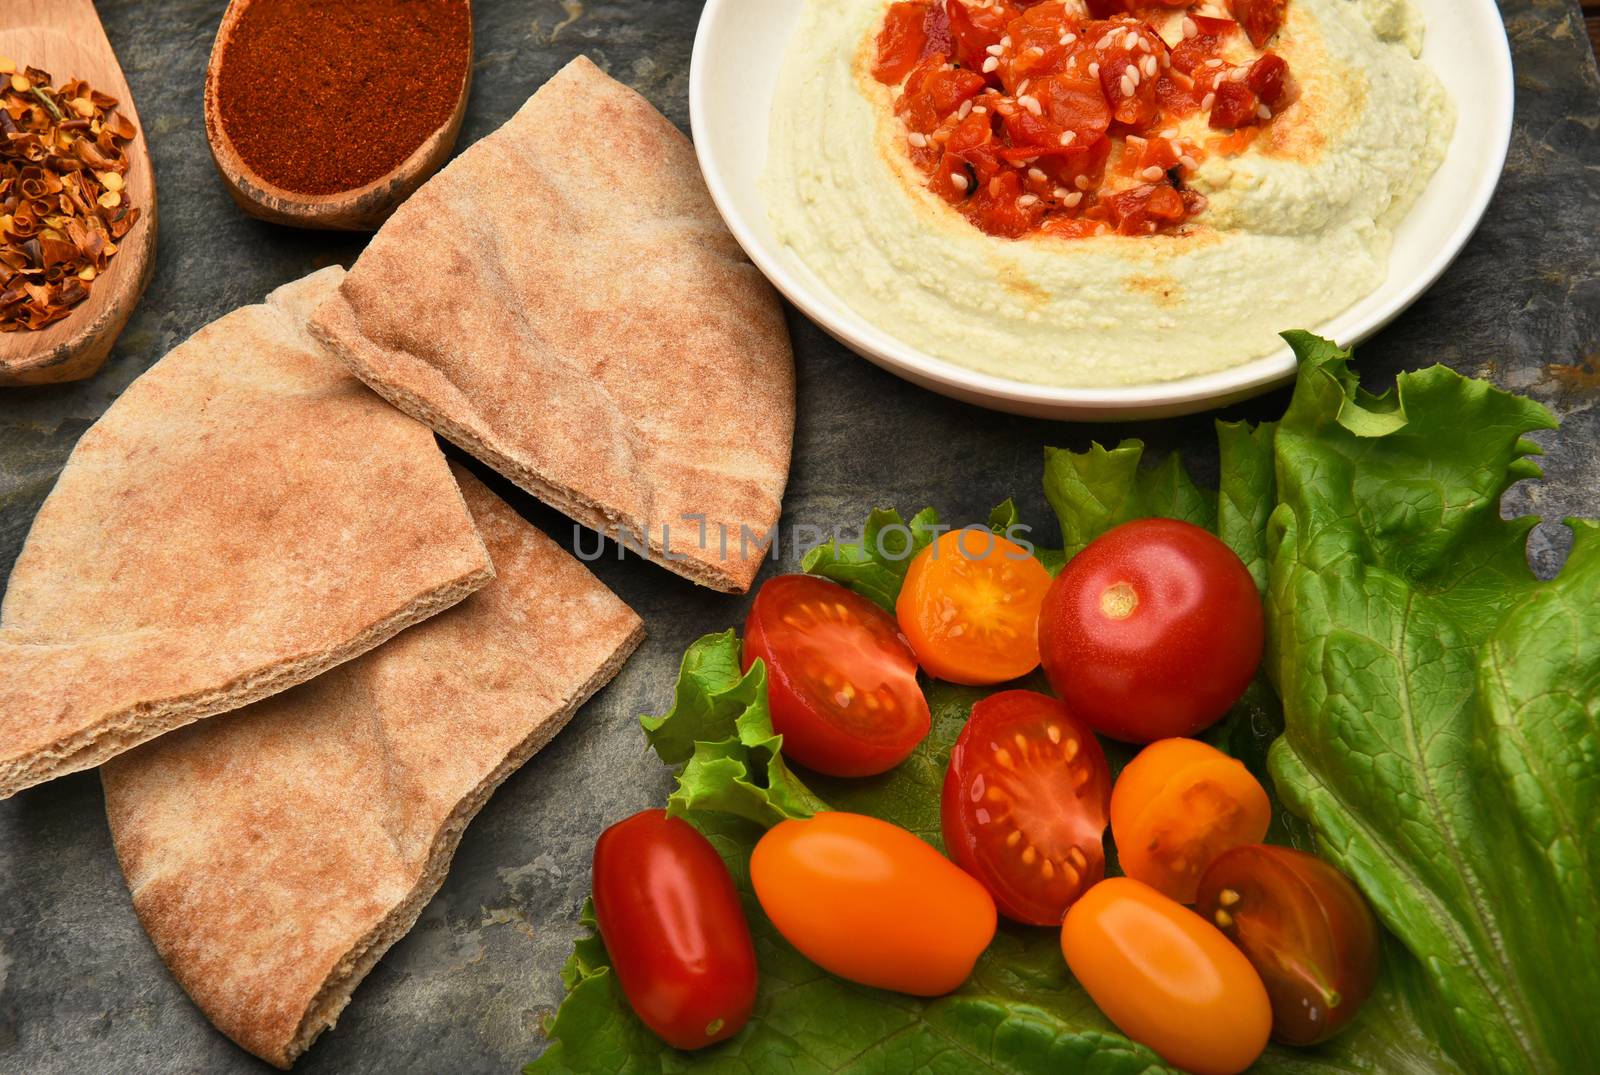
xmin=1038 ymin=518 xmax=1264 ymax=742
xmin=941 ymin=690 xmax=1111 ymax=925
xmin=744 ymin=574 xmax=930 ymax=777
xmin=1196 ymin=845 xmax=1381 ymax=1045
xmin=592 ymin=809 xmax=758 ymax=1050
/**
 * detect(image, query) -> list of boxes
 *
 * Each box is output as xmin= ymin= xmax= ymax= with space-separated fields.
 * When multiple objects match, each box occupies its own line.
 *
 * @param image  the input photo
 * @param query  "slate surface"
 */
xmin=0 ymin=1 xmax=1596 ymax=1072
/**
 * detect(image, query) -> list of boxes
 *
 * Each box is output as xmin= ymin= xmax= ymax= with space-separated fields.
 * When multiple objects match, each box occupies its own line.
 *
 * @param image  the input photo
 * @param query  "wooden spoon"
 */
xmin=0 ymin=0 xmax=157 ymax=387
xmin=202 ymin=0 xmax=473 ymax=231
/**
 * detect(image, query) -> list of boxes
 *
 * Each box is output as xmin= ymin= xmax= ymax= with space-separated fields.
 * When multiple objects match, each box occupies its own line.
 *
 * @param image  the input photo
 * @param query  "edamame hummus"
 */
xmin=764 ymin=0 xmax=1453 ymax=386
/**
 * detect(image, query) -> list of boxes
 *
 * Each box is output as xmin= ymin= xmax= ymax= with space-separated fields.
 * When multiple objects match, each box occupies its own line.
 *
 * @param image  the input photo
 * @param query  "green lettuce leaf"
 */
xmin=1266 ymin=334 xmax=1597 ymax=1073
xmin=640 ymin=630 xmax=829 ymax=826
xmin=799 ymin=506 xmax=944 ymax=612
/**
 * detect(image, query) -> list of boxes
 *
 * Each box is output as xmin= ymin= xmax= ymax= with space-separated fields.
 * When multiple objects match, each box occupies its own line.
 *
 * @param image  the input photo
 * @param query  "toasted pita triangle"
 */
xmin=0 ymin=268 xmax=493 ymax=799
xmin=102 ymin=466 xmax=643 ymax=1068
xmin=311 ymin=56 xmax=794 ymax=594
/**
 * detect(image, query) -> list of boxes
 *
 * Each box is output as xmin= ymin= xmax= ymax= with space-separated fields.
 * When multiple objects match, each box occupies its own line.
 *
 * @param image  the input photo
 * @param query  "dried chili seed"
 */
xmin=0 ymin=65 xmax=140 ymax=333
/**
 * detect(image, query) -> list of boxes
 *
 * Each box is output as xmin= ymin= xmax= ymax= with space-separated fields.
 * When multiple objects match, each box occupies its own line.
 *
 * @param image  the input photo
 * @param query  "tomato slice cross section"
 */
xmin=942 ymin=690 xmax=1111 ymax=924
xmin=743 ymin=574 xmax=930 ymax=777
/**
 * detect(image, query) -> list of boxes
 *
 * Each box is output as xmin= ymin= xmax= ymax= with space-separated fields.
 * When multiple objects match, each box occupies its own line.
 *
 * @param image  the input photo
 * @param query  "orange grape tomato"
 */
xmin=1110 ymin=738 xmax=1272 ymax=903
xmin=749 ymin=811 xmax=997 ymax=996
xmin=1061 ymin=877 xmax=1271 ymax=1075
xmin=895 ymin=527 xmax=1053 ymax=685
xmin=1196 ymin=844 xmax=1381 ymax=1045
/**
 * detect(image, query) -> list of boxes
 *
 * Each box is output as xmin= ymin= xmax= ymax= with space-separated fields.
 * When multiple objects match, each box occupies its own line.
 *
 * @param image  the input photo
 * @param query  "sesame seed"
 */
xmin=1120 ymin=75 xmax=1135 ymax=96
xmin=1124 ymin=30 xmax=1140 ymax=49
xmin=1075 ymin=175 xmax=1091 ymax=190
xmin=1060 ymin=33 xmax=1077 ymax=46
xmin=951 ymin=172 xmax=969 ymax=191
xmin=1231 ymin=67 xmax=1248 ymax=81
xmin=1202 ymin=92 xmax=1216 ymax=110
xmin=1065 ymin=191 xmax=1084 ymax=207
xmin=1142 ymin=166 xmax=1165 ymax=180
xmin=1058 ymin=130 xmax=1077 ymax=145
xmin=1028 ymin=166 xmax=1047 ymax=182
xmin=1126 ymin=134 xmax=1147 ymax=147
xmin=1054 ymin=185 xmax=1071 ymax=198
xmin=1206 ymin=58 xmax=1224 ymax=68
xmin=1089 ymin=61 xmax=1100 ymax=77
xmin=1258 ymin=104 xmax=1273 ymax=119
xmin=958 ymin=99 xmax=973 ymax=119
xmin=1097 ymin=30 xmax=1117 ymax=49
xmin=989 ymin=177 xmax=1001 ymax=195
xmin=1128 ymin=64 xmax=1141 ymax=85
xmin=1182 ymin=16 xmax=1198 ymax=38
xmin=908 ymin=131 xmax=928 ymax=147
xmin=1018 ymin=194 xmax=1039 ymax=206
xmin=1160 ymin=128 xmax=1178 ymax=138
xmin=1143 ymin=55 xmax=1158 ymax=78
xmin=1027 ymin=45 xmax=1044 ymax=58
xmin=1000 ymin=35 xmax=1012 ymax=47
xmin=1017 ymin=78 xmax=1030 ymax=94
xmin=1180 ymin=154 xmax=1199 ymax=170
xmin=986 ymin=43 xmax=1004 ymax=56
xmin=982 ymin=56 xmax=999 ymax=73
xmin=1018 ymin=94 xmax=1042 ymax=115
xmin=972 ymin=105 xmax=987 ymax=114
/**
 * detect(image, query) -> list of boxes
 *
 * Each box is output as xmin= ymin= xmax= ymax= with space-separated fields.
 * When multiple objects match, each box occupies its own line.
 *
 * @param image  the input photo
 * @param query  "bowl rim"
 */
xmin=688 ymin=0 xmax=1515 ymax=414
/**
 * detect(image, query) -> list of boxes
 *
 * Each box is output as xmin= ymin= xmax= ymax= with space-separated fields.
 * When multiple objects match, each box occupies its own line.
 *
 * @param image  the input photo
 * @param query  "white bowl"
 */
xmin=689 ymin=0 xmax=1513 ymax=420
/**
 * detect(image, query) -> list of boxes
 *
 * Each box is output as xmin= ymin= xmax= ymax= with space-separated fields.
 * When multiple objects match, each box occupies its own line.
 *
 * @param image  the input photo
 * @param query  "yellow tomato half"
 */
xmin=750 ymin=811 xmax=997 ymax=995
xmin=896 ymin=528 xmax=1053 ymax=685
xmin=1062 ymin=877 xmax=1271 ymax=1075
xmin=1110 ymin=737 xmax=1272 ymax=903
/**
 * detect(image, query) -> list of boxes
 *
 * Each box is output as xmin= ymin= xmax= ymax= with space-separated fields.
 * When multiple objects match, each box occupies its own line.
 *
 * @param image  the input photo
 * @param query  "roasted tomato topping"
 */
xmin=1233 ymin=0 xmax=1288 ymax=48
xmin=871 ymin=0 xmax=1293 ymax=240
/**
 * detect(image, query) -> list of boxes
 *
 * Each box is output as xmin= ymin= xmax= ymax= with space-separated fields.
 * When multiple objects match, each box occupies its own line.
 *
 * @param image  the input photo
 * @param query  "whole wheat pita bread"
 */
xmin=310 ymin=56 xmax=794 ymax=594
xmin=0 ymin=267 xmax=493 ymax=799
xmin=102 ymin=466 xmax=643 ymax=1069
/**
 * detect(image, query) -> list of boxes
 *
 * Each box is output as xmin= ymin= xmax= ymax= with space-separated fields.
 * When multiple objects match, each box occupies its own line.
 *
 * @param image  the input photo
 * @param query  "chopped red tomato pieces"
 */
xmin=872 ymin=1 xmax=1294 ymax=240
xmin=1233 ymin=0 xmax=1288 ymax=48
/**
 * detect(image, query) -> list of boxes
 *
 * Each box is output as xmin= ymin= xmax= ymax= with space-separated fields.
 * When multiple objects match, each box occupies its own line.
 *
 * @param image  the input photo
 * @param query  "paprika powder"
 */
xmin=214 ymin=0 xmax=471 ymax=197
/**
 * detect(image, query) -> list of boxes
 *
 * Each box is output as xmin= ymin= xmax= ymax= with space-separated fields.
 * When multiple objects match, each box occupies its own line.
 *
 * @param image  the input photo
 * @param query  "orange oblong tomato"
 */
xmin=750 ymin=811 xmax=997 ymax=995
xmin=896 ymin=527 xmax=1053 ymax=685
xmin=1110 ymin=737 xmax=1271 ymax=903
xmin=1062 ymin=877 xmax=1271 ymax=1075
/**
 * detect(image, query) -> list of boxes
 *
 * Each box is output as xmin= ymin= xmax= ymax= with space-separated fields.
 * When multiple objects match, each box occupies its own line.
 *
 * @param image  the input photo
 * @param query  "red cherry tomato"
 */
xmin=941 ymin=690 xmax=1111 ymax=924
xmin=743 ymin=574 xmax=930 ymax=777
xmin=1196 ymin=845 xmax=1381 ymax=1045
xmin=591 ymin=809 xmax=758 ymax=1050
xmin=1037 ymin=518 xmax=1264 ymax=742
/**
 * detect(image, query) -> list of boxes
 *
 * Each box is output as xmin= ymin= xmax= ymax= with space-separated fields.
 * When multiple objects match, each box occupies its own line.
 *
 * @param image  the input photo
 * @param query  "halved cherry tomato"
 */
xmin=592 ymin=809 xmax=758 ymax=1050
xmin=1062 ymin=877 xmax=1271 ymax=1075
xmin=942 ymin=690 xmax=1110 ymax=924
xmin=1197 ymin=845 xmax=1381 ymax=1045
xmin=1037 ymin=517 xmax=1265 ymax=742
xmin=751 ymin=811 xmax=997 ymax=995
xmin=743 ymin=574 xmax=930 ymax=777
xmin=1111 ymin=737 xmax=1272 ymax=902
xmin=896 ymin=528 xmax=1052 ymax=685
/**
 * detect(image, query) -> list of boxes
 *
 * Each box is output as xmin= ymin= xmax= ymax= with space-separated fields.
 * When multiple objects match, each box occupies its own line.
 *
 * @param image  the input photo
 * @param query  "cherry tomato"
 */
xmin=1196 ymin=845 xmax=1381 ymax=1045
xmin=1110 ymin=738 xmax=1272 ymax=903
xmin=896 ymin=528 xmax=1053 ymax=685
xmin=1061 ymin=877 xmax=1271 ymax=1075
xmin=743 ymin=574 xmax=930 ymax=777
xmin=941 ymin=690 xmax=1110 ymax=924
xmin=750 ymin=811 xmax=996 ymax=995
xmin=1038 ymin=518 xmax=1264 ymax=742
xmin=592 ymin=809 xmax=758 ymax=1050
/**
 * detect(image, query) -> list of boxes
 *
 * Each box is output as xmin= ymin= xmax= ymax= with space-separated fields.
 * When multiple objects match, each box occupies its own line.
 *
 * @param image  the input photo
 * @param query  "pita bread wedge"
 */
xmin=311 ymin=56 xmax=794 ymax=594
xmin=0 ymin=267 xmax=493 ymax=799
xmin=102 ymin=466 xmax=643 ymax=1069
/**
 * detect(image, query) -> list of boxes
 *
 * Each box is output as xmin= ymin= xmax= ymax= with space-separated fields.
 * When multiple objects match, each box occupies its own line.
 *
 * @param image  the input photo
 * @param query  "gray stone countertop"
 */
xmin=0 ymin=1 xmax=1596 ymax=1071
